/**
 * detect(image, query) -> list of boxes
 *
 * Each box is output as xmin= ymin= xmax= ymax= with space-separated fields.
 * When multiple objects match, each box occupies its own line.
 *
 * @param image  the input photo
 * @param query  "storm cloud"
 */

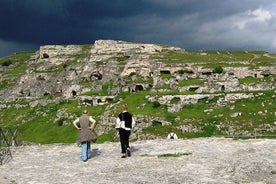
xmin=0 ymin=0 xmax=276 ymax=57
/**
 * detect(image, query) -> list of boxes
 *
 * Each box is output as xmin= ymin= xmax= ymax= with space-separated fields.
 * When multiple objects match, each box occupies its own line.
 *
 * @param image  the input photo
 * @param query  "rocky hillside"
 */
xmin=0 ymin=40 xmax=275 ymax=142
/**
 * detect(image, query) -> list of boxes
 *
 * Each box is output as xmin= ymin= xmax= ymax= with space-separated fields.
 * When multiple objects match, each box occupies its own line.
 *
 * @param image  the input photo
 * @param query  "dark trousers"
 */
xmin=119 ymin=129 xmax=131 ymax=154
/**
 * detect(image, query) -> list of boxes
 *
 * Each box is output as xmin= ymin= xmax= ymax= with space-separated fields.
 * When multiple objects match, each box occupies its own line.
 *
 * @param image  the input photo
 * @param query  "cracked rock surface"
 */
xmin=0 ymin=138 xmax=275 ymax=184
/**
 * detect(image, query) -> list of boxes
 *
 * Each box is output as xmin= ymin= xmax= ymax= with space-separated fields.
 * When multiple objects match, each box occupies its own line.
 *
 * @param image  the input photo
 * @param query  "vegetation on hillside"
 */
xmin=0 ymin=47 xmax=275 ymax=144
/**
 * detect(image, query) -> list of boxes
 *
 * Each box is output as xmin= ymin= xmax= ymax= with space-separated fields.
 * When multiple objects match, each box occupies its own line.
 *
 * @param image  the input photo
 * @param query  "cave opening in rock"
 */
xmin=135 ymin=84 xmax=144 ymax=91
xmin=72 ymin=90 xmax=77 ymax=96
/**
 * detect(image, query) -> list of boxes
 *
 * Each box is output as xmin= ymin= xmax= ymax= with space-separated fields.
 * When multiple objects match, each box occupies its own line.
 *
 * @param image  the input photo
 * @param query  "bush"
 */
xmin=152 ymin=101 xmax=161 ymax=108
xmin=213 ymin=66 xmax=223 ymax=74
xmin=2 ymin=60 xmax=12 ymax=66
xmin=57 ymin=118 xmax=65 ymax=126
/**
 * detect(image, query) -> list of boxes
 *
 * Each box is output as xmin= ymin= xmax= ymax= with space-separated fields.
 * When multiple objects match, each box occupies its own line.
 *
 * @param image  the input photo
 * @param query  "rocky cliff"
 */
xmin=0 ymin=40 xmax=275 ymax=141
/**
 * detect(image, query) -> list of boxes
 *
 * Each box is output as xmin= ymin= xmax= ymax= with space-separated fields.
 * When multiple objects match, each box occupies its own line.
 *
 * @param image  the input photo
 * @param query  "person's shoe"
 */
xmin=127 ymin=149 xmax=131 ymax=157
xmin=83 ymin=159 xmax=88 ymax=162
xmin=121 ymin=155 xmax=126 ymax=158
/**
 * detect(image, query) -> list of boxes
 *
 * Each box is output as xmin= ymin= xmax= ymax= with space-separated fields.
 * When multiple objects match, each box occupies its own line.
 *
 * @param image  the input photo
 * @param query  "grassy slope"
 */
xmin=0 ymin=49 xmax=275 ymax=144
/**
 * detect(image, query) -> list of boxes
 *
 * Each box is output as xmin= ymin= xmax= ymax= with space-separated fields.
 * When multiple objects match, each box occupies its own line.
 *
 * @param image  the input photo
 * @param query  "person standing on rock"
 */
xmin=116 ymin=104 xmax=136 ymax=158
xmin=73 ymin=109 xmax=96 ymax=162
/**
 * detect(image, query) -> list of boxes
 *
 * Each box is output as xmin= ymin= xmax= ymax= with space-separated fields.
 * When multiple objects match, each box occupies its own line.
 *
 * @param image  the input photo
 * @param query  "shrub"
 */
xmin=2 ymin=60 xmax=12 ymax=66
xmin=213 ymin=66 xmax=223 ymax=74
xmin=57 ymin=118 xmax=65 ymax=126
xmin=152 ymin=101 xmax=161 ymax=108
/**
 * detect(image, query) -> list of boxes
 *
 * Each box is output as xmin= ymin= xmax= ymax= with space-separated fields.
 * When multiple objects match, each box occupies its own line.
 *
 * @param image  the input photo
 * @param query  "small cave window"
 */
xmin=261 ymin=72 xmax=270 ymax=77
xmin=152 ymin=120 xmax=162 ymax=126
xmin=44 ymin=92 xmax=50 ymax=96
xmin=170 ymin=97 xmax=181 ymax=104
xmin=135 ymin=84 xmax=144 ymax=91
xmin=189 ymin=86 xmax=199 ymax=91
xmin=84 ymin=99 xmax=93 ymax=105
xmin=91 ymin=71 xmax=102 ymax=80
xmin=19 ymin=89 xmax=24 ymax=95
xmin=42 ymin=53 xmax=49 ymax=58
xmin=55 ymin=90 xmax=62 ymax=96
xmin=202 ymin=71 xmax=212 ymax=75
xmin=187 ymin=70 xmax=194 ymax=74
xmin=160 ymin=70 xmax=171 ymax=74
xmin=106 ymin=97 xmax=114 ymax=102
xmin=72 ymin=90 xmax=77 ymax=96
xmin=221 ymin=85 xmax=225 ymax=92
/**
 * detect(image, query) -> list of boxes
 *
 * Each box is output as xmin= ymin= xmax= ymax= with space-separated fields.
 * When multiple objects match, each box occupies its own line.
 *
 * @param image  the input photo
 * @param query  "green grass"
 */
xmin=0 ymin=99 xmax=108 ymax=144
xmin=141 ymin=152 xmax=192 ymax=158
xmin=19 ymin=121 xmax=77 ymax=144
xmin=239 ymin=75 xmax=275 ymax=85
xmin=0 ymin=51 xmax=34 ymax=64
xmin=0 ymin=52 xmax=33 ymax=88
xmin=0 ymin=80 xmax=9 ymax=90
xmin=157 ymin=152 xmax=192 ymax=158
xmin=160 ymin=73 xmax=172 ymax=79
xmin=152 ymin=50 xmax=275 ymax=68
xmin=153 ymin=50 xmax=255 ymax=64
xmin=1 ymin=88 xmax=274 ymax=143
xmin=81 ymin=81 xmax=114 ymax=96
xmin=179 ymin=78 xmax=205 ymax=86
xmin=96 ymin=129 xmax=118 ymax=143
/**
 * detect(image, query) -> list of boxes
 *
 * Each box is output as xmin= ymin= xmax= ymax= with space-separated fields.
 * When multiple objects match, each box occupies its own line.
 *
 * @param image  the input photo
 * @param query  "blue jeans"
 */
xmin=81 ymin=141 xmax=92 ymax=161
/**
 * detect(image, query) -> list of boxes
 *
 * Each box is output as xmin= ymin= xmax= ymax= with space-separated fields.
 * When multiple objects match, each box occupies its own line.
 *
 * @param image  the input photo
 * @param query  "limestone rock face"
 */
xmin=0 ymin=39 xmax=275 ymax=138
xmin=39 ymin=45 xmax=82 ymax=60
xmin=92 ymin=39 xmax=163 ymax=54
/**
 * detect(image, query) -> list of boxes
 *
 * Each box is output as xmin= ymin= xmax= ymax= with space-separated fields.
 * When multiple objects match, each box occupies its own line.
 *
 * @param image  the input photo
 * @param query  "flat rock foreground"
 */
xmin=0 ymin=138 xmax=275 ymax=184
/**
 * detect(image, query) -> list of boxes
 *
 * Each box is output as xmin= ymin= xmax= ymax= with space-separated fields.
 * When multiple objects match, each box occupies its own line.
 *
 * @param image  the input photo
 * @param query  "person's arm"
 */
xmin=73 ymin=118 xmax=81 ymax=130
xmin=131 ymin=117 xmax=136 ymax=128
xmin=89 ymin=116 xmax=96 ymax=129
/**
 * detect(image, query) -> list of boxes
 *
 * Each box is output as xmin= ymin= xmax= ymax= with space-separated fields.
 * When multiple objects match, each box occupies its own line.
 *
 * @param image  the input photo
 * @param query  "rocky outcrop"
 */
xmin=0 ymin=40 xmax=275 ymax=139
xmin=92 ymin=39 xmax=165 ymax=54
xmin=2 ymin=40 xmax=275 ymax=101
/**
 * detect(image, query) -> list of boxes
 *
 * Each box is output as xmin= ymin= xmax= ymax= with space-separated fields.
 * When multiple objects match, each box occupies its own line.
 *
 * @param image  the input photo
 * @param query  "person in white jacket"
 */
xmin=116 ymin=104 xmax=136 ymax=158
xmin=167 ymin=132 xmax=178 ymax=139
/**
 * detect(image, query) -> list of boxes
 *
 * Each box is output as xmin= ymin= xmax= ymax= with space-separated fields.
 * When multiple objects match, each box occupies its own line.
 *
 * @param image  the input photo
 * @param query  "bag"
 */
xmin=120 ymin=120 xmax=125 ymax=129
xmin=115 ymin=120 xmax=125 ymax=129
xmin=91 ymin=130 xmax=97 ymax=143
xmin=115 ymin=113 xmax=125 ymax=129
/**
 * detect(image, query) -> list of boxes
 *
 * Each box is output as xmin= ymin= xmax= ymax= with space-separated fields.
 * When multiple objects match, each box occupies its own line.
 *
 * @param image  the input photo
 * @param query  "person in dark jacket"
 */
xmin=73 ymin=110 xmax=96 ymax=162
xmin=116 ymin=104 xmax=136 ymax=158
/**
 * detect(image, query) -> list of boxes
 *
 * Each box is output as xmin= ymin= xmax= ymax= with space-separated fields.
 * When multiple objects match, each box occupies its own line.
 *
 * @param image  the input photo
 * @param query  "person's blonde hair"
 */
xmin=122 ymin=104 xmax=128 ymax=111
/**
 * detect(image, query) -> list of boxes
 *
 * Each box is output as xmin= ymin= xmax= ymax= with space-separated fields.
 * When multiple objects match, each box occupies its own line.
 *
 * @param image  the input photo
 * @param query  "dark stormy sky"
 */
xmin=1 ymin=0 xmax=276 ymax=57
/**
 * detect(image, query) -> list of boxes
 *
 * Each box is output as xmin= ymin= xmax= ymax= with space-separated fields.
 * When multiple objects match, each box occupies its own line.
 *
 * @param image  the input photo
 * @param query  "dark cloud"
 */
xmin=1 ymin=0 xmax=276 ymax=57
